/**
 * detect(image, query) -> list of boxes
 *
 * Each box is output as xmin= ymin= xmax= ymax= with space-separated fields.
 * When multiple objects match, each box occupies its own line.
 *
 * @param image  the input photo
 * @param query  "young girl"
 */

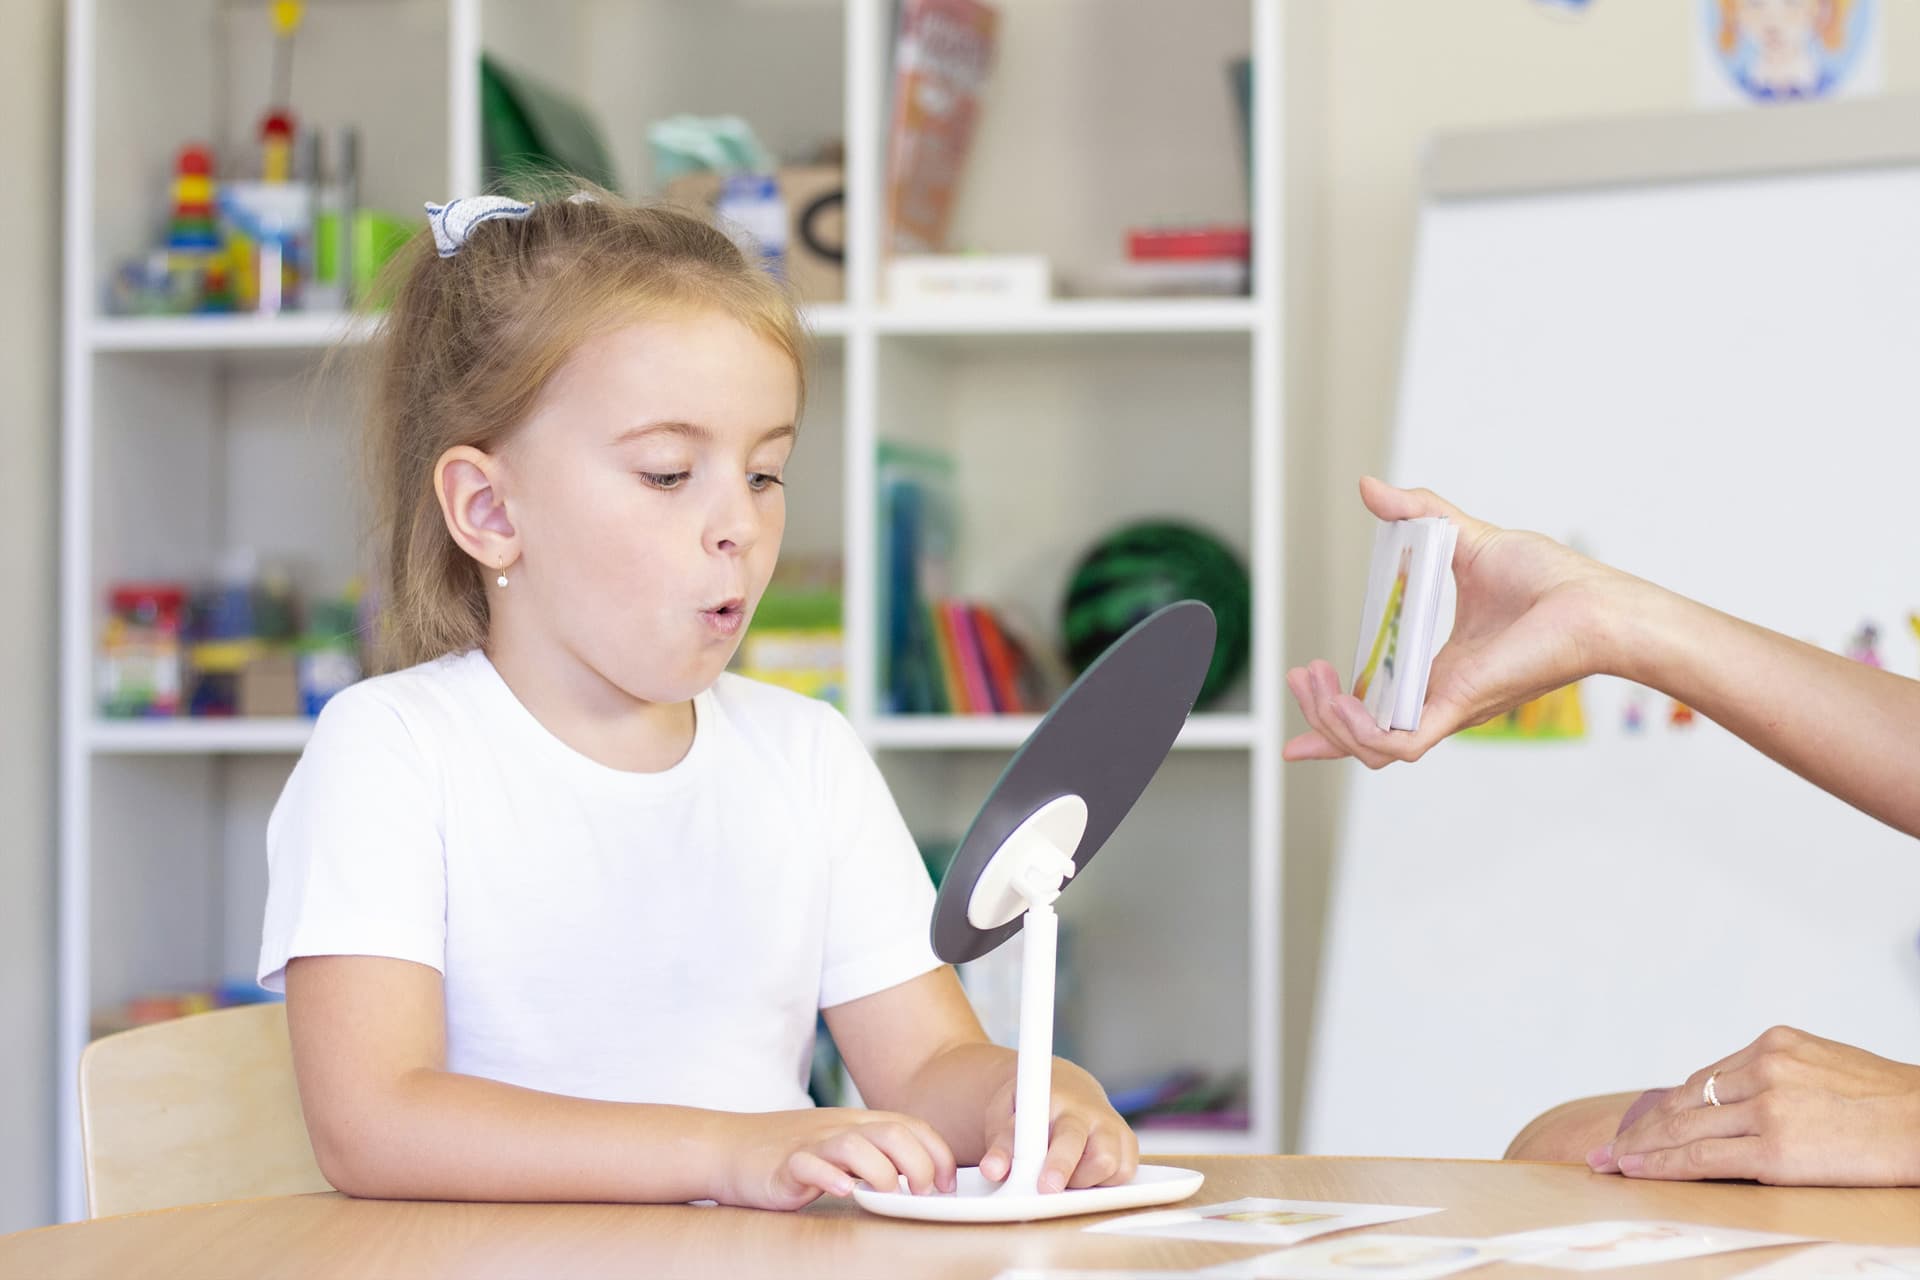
xmin=258 ymin=191 xmax=1137 ymax=1209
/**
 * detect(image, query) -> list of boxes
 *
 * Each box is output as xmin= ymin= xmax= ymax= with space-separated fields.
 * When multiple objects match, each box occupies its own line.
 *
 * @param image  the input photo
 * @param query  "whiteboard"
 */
xmin=1303 ymin=110 xmax=1920 ymax=1158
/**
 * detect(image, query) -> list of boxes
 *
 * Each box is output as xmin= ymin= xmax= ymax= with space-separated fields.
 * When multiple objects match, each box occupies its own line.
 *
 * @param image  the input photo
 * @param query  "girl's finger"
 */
xmin=822 ymin=1132 xmax=906 ymax=1195
xmin=979 ymin=1128 xmax=1013 ymax=1183
xmin=1066 ymin=1124 xmax=1126 ymax=1189
xmin=1040 ymin=1117 xmax=1092 ymax=1194
xmin=858 ymin=1122 xmax=940 ymax=1196
xmin=903 ymin=1116 xmax=959 ymax=1193
xmin=1116 ymin=1118 xmax=1140 ymax=1183
xmin=784 ymin=1150 xmax=850 ymax=1200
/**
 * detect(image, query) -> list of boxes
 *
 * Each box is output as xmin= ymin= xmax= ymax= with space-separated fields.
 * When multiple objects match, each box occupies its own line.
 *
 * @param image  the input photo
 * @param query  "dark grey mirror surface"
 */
xmin=929 ymin=600 xmax=1217 ymax=964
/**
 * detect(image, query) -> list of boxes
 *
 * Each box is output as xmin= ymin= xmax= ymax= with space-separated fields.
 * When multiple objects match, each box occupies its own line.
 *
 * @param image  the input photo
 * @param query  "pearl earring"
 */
xmin=496 ymin=568 xmax=510 ymax=588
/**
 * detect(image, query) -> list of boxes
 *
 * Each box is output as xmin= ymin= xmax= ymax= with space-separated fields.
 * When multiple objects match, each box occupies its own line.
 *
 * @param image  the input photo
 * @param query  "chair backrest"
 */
xmin=78 ymin=1002 xmax=332 ymax=1217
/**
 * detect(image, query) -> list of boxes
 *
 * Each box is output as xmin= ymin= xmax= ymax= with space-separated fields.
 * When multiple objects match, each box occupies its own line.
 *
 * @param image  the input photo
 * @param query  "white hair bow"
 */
xmin=424 ymin=191 xmax=599 ymax=258
xmin=425 ymin=196 xmax=533 ymax=258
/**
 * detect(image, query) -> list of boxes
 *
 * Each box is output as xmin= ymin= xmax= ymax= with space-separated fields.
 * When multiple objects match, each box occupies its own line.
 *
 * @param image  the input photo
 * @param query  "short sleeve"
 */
xmin=257 ymin=683 xmax=449 ymax=993
xmin=814 ymin=708 xmax=942 ymax=1008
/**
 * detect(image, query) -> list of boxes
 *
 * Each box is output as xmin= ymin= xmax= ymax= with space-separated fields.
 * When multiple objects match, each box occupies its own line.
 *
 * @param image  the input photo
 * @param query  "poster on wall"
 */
xmin=1695 ymin=0 xmax=1882 ymax=105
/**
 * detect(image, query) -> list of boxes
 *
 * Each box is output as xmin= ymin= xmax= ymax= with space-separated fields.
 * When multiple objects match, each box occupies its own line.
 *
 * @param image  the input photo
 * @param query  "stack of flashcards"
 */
xmin=1350 ymin=517 xmax=1457 ymax=732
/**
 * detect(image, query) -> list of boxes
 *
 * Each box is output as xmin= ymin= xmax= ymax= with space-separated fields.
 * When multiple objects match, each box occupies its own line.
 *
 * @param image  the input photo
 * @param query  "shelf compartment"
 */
xmin=866 ymin=713 xmax=1257 ymax=751
xmin=89 ymin=718 xmax=315 ymax=755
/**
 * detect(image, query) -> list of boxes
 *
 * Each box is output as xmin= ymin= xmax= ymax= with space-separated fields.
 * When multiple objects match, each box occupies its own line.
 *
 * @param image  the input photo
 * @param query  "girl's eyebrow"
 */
xmin=611 ymin=422 xmax=797 ymax=446
xmin=613 ymin=421 xmax=710 ymax=445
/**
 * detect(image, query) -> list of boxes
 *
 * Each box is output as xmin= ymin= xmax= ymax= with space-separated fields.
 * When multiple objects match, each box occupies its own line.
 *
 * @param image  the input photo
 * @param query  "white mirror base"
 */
xmin=850 ymin=1163 xmax=1205 ymax=1223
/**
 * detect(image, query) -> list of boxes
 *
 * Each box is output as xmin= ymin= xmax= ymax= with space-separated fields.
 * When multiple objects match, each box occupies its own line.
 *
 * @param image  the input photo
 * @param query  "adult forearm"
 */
xmin=314 ymin=1067 xmax=739 ymax=1203
xmin=1607 ymin=581 xmax=1920 ymax=839
xmin=1505 ymin=1091 xmax=1644 ymax=1163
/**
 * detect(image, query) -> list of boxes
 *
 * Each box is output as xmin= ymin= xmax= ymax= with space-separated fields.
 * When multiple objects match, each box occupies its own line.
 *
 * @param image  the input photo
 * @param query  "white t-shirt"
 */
xmin=258 ymin=650 xmax=941 ymax=1112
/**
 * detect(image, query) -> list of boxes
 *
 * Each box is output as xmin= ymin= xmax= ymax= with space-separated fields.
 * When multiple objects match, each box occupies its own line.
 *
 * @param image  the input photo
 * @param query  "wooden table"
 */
xmin=4 ymin=1157 xmax=1915 ymax=1279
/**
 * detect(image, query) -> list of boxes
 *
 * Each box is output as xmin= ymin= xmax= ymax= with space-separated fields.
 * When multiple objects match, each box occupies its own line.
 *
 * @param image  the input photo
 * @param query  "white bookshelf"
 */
xmin=871 ymin=298 xmax=1260 ymax=337
xmin=87 ymin=717 xmax=319 ymax=755
xmin=89 ymin=311 xmax=381 ymax=353
xmin=58 ymin=0 xmax=1285 ymax=1220
xmin=866 ymin=713 xmax=1262 ymax=753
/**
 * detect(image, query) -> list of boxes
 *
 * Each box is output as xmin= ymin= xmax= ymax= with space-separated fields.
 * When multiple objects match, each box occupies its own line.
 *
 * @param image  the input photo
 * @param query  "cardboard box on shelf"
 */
xmin=665 ymin=166 xmax=844 ymax=305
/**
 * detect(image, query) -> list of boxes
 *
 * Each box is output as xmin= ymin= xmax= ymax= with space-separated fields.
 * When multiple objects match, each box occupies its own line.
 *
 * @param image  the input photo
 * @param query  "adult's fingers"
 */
xmin=1617 ymin=1136 xmax=1767 ymax=1182
xmin=1599 ymin=1031 xmax=1797 ymax=1171
xmin=1304 ymin=663 xmax=1399 ymax=769
xmin=1285 ymin=668 xmax=1351 ymax=761
xmin=1291 ymin=663 xmax=1367 ymax=763
xmin=1299 ymin=665 xmax=1380 ymax=765
xmin=1357 ymin=477 xmax=1479 ymax=530
xmin=1310 ymin=660 xmax=1460 ymax=768
xmin=1282 ymin=727 xmax=1347 ymax=761
xmin=1588 ymin=1088 xmax=1673 ymax=1171
xmin=1686 ymin=1059 xmax=1776 ymax=1112
xmin=1356 ymin=477 xmax=1501 ymax=583
xmin=1613 ymin=1098 xmax=1763 ymax=1162
xmin=1671 ymin=1030 xmax=1786 ymax=1114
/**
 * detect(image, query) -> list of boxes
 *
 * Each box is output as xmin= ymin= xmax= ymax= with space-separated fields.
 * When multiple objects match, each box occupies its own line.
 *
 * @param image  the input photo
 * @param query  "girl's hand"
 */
xmin=1285 ymin=477 xmax=1635 ymax=769
xmin=1590 ymin=1026 xmax=1920 ymax=1187
xmin=978 ymin=1059 xmax=1140 ymax=1193
xmin=720 ymin=1107 xmax=957 ymax=1210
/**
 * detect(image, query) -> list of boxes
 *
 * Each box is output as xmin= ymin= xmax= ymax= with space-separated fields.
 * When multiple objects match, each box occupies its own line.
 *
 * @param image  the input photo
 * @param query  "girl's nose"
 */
xmin=706 ymin=483 xmax=761 ymax=556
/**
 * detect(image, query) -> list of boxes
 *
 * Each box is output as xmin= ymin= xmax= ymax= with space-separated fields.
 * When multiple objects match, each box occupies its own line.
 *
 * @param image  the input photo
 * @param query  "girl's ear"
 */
xmin=435 ymin=445 xmax=520 ymax=580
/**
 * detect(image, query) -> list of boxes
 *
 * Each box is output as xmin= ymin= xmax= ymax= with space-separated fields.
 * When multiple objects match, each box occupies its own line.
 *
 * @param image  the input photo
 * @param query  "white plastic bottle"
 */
xmin=715 ymin=173 xmax=787 ymax=277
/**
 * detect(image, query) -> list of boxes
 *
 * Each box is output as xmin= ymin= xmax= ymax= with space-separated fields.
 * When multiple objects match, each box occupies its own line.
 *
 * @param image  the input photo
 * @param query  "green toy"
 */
xmin=1062 ymin=521 xmax=1251 ymax=708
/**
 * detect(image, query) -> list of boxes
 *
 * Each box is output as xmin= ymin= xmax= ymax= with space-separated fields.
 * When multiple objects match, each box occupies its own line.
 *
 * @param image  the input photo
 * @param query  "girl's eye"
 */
xmin=748 ymin=473 xmax=786 ymax=493
xmin=642 ymin=472 xmax=690 ymax=490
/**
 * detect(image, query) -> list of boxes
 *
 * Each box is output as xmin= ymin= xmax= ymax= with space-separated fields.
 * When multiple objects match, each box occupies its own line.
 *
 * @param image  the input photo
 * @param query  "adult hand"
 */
xmin=1285 ymin=477 xmax=1633 ymax=768
xmin=1591 ymin=1026 xmax=1920 ymax=1187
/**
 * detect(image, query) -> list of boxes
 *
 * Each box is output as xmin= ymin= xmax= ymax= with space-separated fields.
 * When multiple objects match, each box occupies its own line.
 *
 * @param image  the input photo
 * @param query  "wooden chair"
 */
xmin=78 ymin=1002 xmax=332 ymax=1217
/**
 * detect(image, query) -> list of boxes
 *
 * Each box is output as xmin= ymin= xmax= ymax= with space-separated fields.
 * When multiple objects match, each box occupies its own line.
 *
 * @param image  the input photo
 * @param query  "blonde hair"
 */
xmin=356 ymin=184 xmax=808 ymax=670
xmin=1719 ymin=0 xmax=1852 ymax=53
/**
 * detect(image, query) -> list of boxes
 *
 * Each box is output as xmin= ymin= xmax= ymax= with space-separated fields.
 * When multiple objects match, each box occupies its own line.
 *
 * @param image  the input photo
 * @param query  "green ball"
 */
xmin=1062 ymin=521 xmax=1251 ymax=708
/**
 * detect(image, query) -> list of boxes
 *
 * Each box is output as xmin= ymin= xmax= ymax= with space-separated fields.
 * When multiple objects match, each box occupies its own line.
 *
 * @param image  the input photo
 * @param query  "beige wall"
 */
xmin=0 ymin=0 xmax=60 ymax=1234
xmin=1279 ymin=0 xmax=1920 ymax=1146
